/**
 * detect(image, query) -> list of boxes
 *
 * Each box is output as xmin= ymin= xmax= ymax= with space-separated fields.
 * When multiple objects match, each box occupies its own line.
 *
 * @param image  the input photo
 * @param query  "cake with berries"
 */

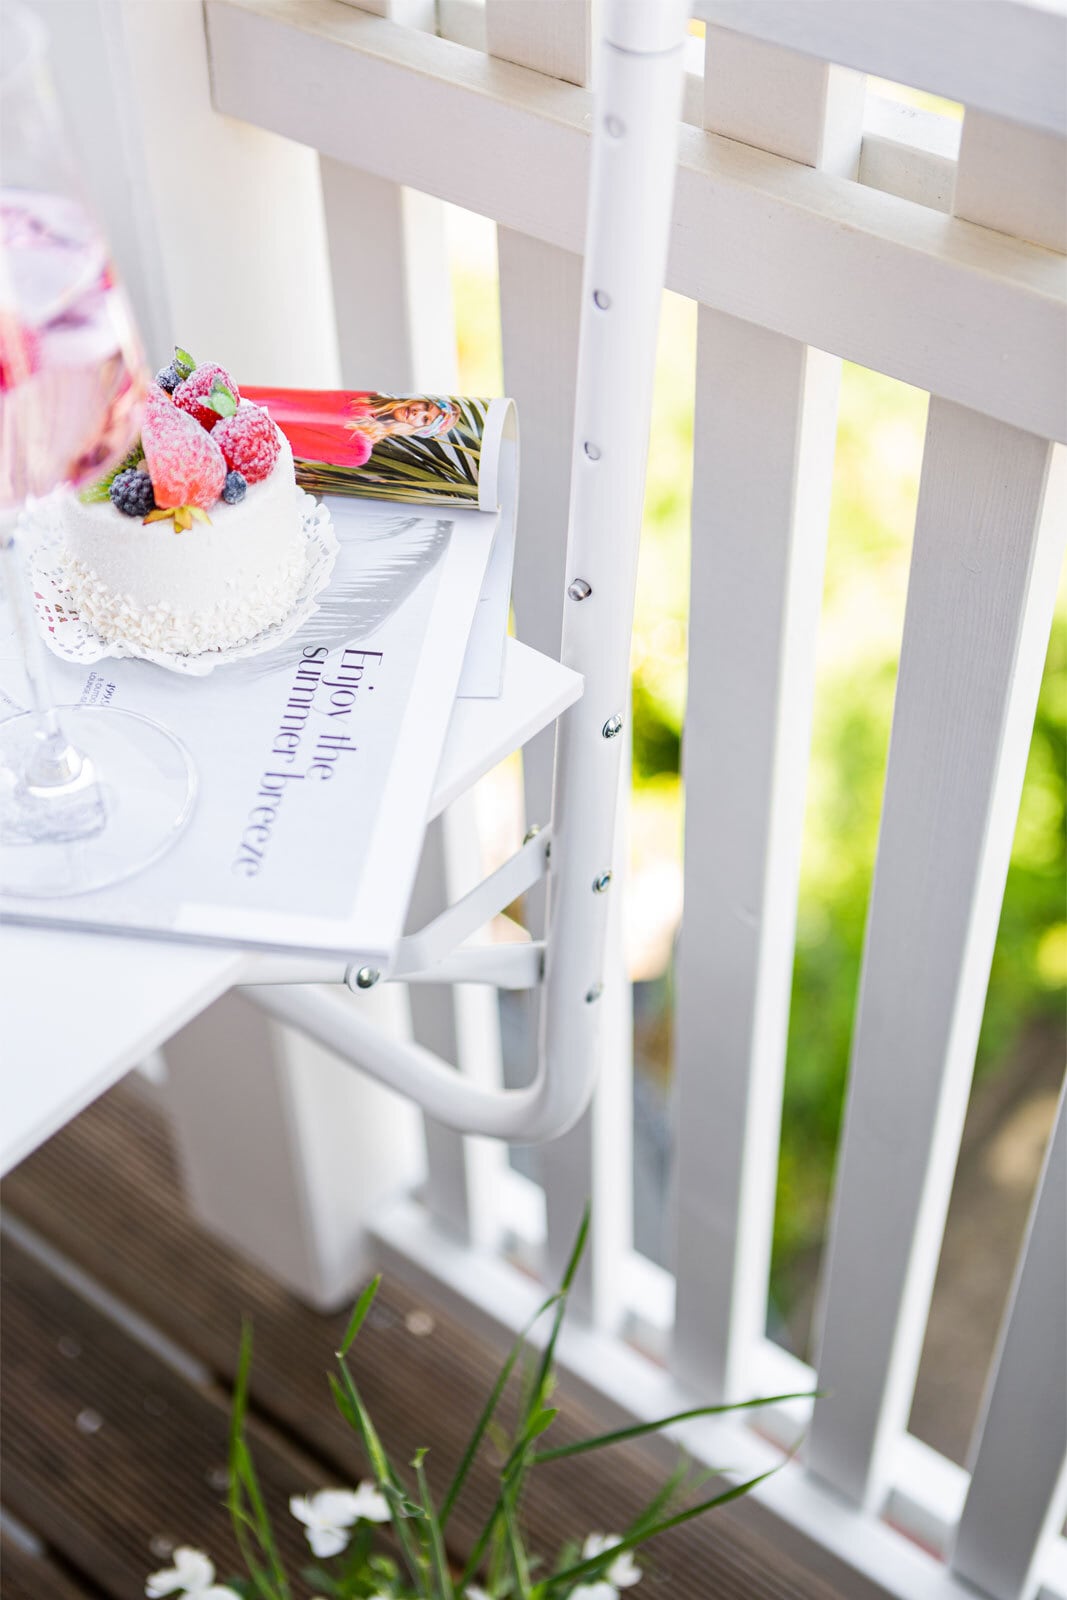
xmin=59 ymin=348 xmax=307 ymax=655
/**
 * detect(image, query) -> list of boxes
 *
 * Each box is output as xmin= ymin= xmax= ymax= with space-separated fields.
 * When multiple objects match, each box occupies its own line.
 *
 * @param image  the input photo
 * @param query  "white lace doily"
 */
xmin=25 ymin=492 xmax=338 ymax=677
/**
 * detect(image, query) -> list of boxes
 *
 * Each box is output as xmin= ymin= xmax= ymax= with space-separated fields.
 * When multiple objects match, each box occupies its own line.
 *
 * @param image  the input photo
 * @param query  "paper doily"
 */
xmin=25 ymin=492 xmax=338 ymax=677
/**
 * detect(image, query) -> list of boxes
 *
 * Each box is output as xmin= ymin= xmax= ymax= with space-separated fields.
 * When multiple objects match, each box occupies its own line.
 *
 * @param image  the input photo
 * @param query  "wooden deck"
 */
xmin=1 ymin=1085 xmax=849 ymax=1600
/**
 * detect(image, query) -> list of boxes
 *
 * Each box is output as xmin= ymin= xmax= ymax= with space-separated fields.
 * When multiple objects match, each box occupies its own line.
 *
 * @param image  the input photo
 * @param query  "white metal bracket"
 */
xmin=384 ymin=825 xmax=550 ymax=981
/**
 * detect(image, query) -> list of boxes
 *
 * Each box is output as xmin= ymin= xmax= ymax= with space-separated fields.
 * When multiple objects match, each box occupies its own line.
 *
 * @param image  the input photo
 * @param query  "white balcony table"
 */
xmin=0 ymin=637 xmax=581 ymax=1178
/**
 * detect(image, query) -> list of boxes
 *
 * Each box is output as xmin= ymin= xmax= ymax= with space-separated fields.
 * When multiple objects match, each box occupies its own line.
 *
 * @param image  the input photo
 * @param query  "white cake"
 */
xmin=60 ymin=428 xmax=306 ymax=655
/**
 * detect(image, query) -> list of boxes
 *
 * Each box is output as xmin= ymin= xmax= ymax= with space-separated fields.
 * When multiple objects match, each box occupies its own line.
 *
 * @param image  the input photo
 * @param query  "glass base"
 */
xmin=0 ymin=706 xmax=196 ymax=897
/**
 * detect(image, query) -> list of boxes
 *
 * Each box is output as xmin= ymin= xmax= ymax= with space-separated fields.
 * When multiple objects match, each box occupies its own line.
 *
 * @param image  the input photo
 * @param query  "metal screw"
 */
xmin=604 ymin=114 xmax=625 ymax=138
xmin=593 ymin=871 xmax=612 ymax=894
xmin=523 ymin=823 xmax=542 ymax=844
xmin=602 ymin=714 xmax=623 ymax=740
xmin=567 ymin=577 xmax=592 ymax=602
xmin=585 ymin=982 xmax=604 ymax=1003
xmin=583 ymin=441 xmax=602 ymax=461
xmin=593 ymin=289 xmax=611 ymax=310
xmin=354 ymin=966 xmax=380 ymax=989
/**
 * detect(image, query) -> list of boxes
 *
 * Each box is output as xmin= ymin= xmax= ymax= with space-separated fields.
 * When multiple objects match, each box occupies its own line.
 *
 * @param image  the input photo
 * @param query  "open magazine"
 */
xmin=0 ymin=391 xmax=521 ymax=958
xmin=247 ymin=388 xmax=518 ymax=699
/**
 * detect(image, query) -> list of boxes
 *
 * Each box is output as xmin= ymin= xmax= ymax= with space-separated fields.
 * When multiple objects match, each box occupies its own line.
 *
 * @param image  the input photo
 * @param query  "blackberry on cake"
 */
xmin=108 ymin=468 xmax=156 ymax=517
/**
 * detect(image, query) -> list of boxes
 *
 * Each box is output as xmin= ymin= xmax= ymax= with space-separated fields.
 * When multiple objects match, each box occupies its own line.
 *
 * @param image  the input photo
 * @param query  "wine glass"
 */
xmin=0 ymin=1 xmax=196 ymax=898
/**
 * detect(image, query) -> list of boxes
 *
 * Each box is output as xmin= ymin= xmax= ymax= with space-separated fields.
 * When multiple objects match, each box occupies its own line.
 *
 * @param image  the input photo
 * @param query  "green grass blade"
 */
xmin=439 ymin=1290 xmax=562 ymax=1528
xmin=501 ymin=1486 xmax=531 ymax=1600
xmin=413 ymin=1450 xmax=455 ymax=1600
xmin=502 ymin=1408 xmax=559 ymax=1479
xmin=532 ymin=1392 xmax=816 ymax=1463
xmin=529 ymin=1206 xmax=589 ymax=1413
xmin=337 ymin=1275 xmax=381 ymax=1357
xmin=227 ymin=1324 xmax=291 ymax=1599
xmin=544 ymin=1466 xmax=782 ymax=1592
xmin=330 ymin=1363 xmax=429 ymax=1597
xmin=621 ymin=1455 xmax=692 ymax=1539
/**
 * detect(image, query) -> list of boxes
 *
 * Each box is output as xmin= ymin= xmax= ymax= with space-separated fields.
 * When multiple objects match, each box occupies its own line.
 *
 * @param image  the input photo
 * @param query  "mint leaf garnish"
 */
xmin=173 ymin=346 xmax=196 ymax=379
xmin=206 ymin=380 xmax=237 ymax=419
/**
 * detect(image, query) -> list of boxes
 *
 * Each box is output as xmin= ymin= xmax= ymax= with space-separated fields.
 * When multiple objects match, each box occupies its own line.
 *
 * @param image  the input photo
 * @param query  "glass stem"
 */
xmin=0 ymin=508 xmax=84 ymax=786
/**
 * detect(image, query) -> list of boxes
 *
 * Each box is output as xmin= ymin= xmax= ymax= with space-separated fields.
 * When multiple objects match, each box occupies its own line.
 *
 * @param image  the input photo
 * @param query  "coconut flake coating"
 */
xmin=60 ymin=432 xmax=306 ymax=655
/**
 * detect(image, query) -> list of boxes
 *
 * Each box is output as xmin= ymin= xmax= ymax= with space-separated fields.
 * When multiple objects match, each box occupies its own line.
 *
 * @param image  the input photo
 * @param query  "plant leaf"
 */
xmin=439 ymin=1288 xmax=562 ymax=1528
xmin=77 ymin=440 xmax=144 ymax=503
xmin=207 ymin=379 xmax=238 ymax=419
xmin=544 ymin=1466 xmax=783 ymax=1592
xmin=532 ymin=1392 xmax=817 ymax=1463
xmin=337 ymin=1274 xmax=381 ymax=1357
xmin=330 ymin=1361 xmax=429 ymax=1597
xmin=413 ymin=1450 xmax=454 ymax=1600
xmin=174 ymin=346 xmax=196 ymax=378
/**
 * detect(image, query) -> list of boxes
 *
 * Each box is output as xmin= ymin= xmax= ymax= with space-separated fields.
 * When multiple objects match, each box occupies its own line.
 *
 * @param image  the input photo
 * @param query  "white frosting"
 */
xmin=59 ymin=433 xmax=306 ymax=654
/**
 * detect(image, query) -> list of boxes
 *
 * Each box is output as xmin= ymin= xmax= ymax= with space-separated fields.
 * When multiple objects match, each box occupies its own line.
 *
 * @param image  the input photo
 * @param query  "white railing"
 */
xmin=59 ymin=1 xmax=1066 ymax=1596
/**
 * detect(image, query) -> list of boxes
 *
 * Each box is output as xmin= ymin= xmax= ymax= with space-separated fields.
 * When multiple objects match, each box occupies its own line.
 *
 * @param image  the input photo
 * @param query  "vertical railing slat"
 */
xmin=320 ymin=30 xmax=507 ymax=1246
xmin=951 ymin=1076 xmax=1067 ymax=1600
xmin=671 ymin=31 xmax=864 ymax=1402
xmin=807 ymin=406 xmax=1064 ymax=1506
xmin=808 ymin=101 xmax=1067 ymax=1510
xmin=486 ymin=0 xmax=632 ymax=1324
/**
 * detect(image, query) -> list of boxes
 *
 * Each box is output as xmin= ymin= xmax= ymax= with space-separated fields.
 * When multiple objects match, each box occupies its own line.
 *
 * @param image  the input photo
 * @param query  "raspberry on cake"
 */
xmin=213 ymin=402 xmax=281 ymax=484
xmin=59 ymin=348 xmax=308 ymax=656
xmin=173 ymin=361 xmax=241 ymax=430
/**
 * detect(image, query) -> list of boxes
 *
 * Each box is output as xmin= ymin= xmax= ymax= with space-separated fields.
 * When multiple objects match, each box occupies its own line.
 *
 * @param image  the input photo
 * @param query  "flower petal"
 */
xmin=289 ymin=1494 xmax=315 ymax=1527
xmin=309 ymin=1487 xmax=365 ymax=1526
xmin=145 ymin=1568 xmax=182 ymax=1598
xmin=608 ymin=1550 xmax=642 ymax=1587
xmin=350 ymin=1481 xmax=391 ymax=1523
xmin=582 ymin=1533 xmax=614 ymax=1561
xmin=307 ymin=1524 xmax=350 ymax=1559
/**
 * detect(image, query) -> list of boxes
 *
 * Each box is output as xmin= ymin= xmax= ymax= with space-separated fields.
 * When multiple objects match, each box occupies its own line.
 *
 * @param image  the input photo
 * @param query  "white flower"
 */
xmin=466 ymin=1589 xmax=494 ymax=1600
xmin=572 ymin=1533 xmax=642 ymax=1596
xmin=290 ymin=1482 xmax=391 ymax=1557
xmin=145 ymin=1546 xmax=241 ymax=1598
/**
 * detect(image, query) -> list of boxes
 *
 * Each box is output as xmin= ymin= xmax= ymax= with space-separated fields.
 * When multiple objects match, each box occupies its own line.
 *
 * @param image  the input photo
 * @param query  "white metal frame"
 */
xmin=234 ymin=0 xmax=691 ymax=1143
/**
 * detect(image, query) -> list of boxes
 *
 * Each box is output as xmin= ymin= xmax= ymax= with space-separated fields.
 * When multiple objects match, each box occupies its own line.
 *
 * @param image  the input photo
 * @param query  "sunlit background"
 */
xmin=444 ymin=79 xmax=1067 ymax=1468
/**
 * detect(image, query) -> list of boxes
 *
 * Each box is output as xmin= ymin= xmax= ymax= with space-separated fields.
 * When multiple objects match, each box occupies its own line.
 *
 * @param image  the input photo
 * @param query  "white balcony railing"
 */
xmin=52 ymin=2 xmax=1067 ymax=1598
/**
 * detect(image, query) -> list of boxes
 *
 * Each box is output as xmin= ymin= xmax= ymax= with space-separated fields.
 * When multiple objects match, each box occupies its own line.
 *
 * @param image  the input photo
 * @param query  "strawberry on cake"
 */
xmin=59 ymin=347 xmax=307 ymax=655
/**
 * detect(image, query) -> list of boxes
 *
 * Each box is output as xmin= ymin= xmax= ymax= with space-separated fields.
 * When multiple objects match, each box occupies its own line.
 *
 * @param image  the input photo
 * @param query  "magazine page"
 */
xmin=0 ymin=496 xmax=499 ymax=959
xmin=245 ymin=389 xmax=519 ymax=697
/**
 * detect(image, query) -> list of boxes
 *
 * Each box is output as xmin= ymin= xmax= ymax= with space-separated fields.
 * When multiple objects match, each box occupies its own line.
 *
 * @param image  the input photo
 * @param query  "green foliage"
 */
xmin=625 ymin=350 xmax=1067 ymax=1337
xmin=223 ymin=1210 xmax=808 ymax=1598
xmin=77 ymin=438 xmax=145 ymax=502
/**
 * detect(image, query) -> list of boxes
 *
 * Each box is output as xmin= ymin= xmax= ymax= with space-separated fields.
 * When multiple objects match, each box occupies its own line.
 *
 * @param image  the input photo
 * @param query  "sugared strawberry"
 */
xmin=173 ymin=362 xmax=240 ymax=430
xmin=142 ymin=385 xmax=226 ymax=509
xmin=212 ymin=402 xmax=280 ymax=485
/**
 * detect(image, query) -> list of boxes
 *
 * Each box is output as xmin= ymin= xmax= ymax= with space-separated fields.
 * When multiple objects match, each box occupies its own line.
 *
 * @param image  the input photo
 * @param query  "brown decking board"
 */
xmin=2 ymin=1534 xmax=103 ymax=1600
xmin=2 ymin=1086 xmax=845 ymax=1599
xmin=1 ymin=1237 xmax=321 ymax=1599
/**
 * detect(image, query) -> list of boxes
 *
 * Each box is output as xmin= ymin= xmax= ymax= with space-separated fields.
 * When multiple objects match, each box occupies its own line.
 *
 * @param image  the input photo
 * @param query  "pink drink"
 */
xmin=0 ymin=189 xmax=144 ymax=508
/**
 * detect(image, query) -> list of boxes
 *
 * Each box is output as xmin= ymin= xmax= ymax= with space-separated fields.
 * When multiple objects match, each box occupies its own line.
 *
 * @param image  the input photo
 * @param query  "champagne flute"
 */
xmin=0 ymin=1 xmax=196 ymax=898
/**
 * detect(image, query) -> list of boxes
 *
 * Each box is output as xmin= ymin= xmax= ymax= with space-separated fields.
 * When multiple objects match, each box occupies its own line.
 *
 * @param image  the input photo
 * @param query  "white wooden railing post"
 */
xmin=112 ymin=0 xmax=429 ymax=1306
xmin=320 ymin=0 xmax=509 ymax=1253
xmin=671 ymin=29 xmax=865 ymax=1402
xmin=951 ymin=1078 xmax=1067 ymax=1600
xmin=808 ymin=100 xmax=1067 ymax=1512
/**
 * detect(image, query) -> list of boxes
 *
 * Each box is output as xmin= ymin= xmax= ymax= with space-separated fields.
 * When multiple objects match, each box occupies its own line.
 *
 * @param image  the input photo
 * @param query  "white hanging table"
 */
xmin=0 ymin=637 xmax=580 ymax=1174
